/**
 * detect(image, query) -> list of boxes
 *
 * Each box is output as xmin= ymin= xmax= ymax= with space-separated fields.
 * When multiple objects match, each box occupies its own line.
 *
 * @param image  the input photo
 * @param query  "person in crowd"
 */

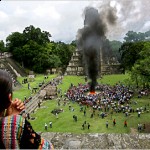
xmin=56 ymin=113 xmax=58 ymax=119
xmin=138 ymin=111 xmax=141 ymax=117
xmin=106 ymin=121 xmax=108 ymax=128
xmin=0 ymin=69 xmax=54 ymax=149
xmin=124 ymin=120 xmax=127 ymax=127
xmin=84 ymin=110 xmax=86 ymax=116
xmin=113 ymin=119 xmax=116 ymax=126
xmin=88 ymin=123 xmax=90 ymax=129
xmin=49 ymin=121 xmax=52 ymax=128
xmin=38 ymin=101 xmax=41 ymax=108
xmin=27 ymin=113 xmax=30 ymax=120
xmin=82 ymin=123 xmax=85 ymax=130
xmin=45 ymin=123 xmax=48 ymax=130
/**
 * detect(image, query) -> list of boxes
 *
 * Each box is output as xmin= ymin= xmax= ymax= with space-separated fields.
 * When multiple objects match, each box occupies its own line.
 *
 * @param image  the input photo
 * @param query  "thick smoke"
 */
xmin=77 ymin=4 xmax=117 ymax=92
xmin=101 ymin=0 xmax=150 ymax=41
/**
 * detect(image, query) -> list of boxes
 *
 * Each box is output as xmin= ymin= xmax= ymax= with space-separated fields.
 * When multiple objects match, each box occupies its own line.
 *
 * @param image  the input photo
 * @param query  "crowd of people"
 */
xmin=64 ymin=82 xmax=149 ymax=131
xmin=22 ymin=75 xmax=149 ymax=134
xmin=65 ymin=83 xmax=134 ymax=114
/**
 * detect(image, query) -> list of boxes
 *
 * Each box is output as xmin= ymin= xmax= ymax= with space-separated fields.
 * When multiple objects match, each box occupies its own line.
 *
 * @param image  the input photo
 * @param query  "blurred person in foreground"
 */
xmin=0 ymin=69 xmax=54 ymax=149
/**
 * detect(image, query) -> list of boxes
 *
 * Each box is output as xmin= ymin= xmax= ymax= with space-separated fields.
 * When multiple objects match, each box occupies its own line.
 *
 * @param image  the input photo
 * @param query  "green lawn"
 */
xmin=98 ymin=74 xmax=130 ymax=85
xmin=13 ymin=74 xmax=57 ymax=100
xmin=57 ymin=76 xmax=86 ymax=94
xmin=29 ymin=96 xmax=150 ymax=133
xmin=14 ymin=74 xmax=150 ymax=133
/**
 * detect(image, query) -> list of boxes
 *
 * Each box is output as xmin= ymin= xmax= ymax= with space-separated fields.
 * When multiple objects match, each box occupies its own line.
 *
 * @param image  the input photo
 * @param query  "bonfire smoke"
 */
xmin=77 ymin=4 xmax=117 ymax=92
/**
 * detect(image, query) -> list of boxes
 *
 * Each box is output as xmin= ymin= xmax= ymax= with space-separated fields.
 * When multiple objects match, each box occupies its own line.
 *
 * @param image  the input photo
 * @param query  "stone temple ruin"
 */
xmin=66 ymin=7 xmax=122 ymax=77
xmin=65 ymin=49 xmax=83 ymax=75
xmin=65 ymin=48 xmax=122 ymax=76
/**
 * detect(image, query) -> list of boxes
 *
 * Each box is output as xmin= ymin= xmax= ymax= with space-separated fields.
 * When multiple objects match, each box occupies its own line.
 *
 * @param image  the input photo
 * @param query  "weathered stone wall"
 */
xmin=41 ymin=132 xmax=150 ymax=149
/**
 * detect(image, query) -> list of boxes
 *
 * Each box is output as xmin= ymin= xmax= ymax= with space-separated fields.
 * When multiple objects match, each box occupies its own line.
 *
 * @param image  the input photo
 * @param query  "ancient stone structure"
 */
xmin=0 ymin=52 xmax=26 ymax=77
xmin=65 ymin=49 xmax=84 ymax=75
xmin=43 ymin=84 xmax=57 ymax=99
xmin=65 ymin=48 xmax=122 ymax=76
xmin=41 ymin=132 xmax=150 ymax=149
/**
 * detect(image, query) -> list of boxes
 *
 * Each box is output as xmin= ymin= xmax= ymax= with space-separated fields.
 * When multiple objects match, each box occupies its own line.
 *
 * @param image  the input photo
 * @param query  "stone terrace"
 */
xmin=41 ymin=132 xmax=150 ymax=149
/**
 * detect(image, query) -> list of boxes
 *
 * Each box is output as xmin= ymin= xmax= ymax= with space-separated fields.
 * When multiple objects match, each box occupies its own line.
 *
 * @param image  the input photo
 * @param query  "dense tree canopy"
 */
xmin=119 ymin=38 xmax=150 ymax=87
xmin=119 ymin=42 xmax=144 ymax=71
xmin=130 ymin=41 xmax=150 ymax=88
xmin=5 ymin=25 xmax=75 ymax=73
xmin=109 ymin=40 xmax=122 ymax=62
xmin=23 ymin=25 xmax=51 ymax=45
xmin=6 ymin=32 xmax=25 ymax=52
xmin=0 ymin=40 xmax=6 ymax=52
xmin=124 ymin=30 xmax=150 ymax=42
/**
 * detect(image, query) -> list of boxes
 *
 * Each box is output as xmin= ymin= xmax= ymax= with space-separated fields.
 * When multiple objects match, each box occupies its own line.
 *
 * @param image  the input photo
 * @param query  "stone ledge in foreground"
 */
xmin=41 ymin=132 xmax=150 ymax=149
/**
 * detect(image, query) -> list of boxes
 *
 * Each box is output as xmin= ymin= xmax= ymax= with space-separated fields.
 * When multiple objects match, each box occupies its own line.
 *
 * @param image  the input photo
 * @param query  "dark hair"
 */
xmin=0 ymin=69 xmax=12 ymax=112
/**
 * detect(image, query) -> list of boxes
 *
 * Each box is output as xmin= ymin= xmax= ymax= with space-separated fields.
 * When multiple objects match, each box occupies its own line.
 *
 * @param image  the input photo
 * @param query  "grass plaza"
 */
xmin=13 ymin=74 xmax=150 ymax=134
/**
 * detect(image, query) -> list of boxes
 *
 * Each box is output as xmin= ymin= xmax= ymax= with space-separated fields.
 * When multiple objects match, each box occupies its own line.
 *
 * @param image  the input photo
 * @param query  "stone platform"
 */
xmin=41 ymin=132 xmax=150 ymax=149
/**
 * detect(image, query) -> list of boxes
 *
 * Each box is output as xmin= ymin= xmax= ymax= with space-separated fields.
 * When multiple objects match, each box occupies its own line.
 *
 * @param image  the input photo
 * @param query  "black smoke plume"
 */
xmin=77 ymin=5 xmax=117 ymax=92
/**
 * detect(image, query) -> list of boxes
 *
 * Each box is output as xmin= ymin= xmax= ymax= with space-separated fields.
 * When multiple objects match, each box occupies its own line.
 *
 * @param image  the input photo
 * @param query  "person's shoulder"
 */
xmin=0 ymin=115 xmax=26 ymax=133
xmin=7 ymin=114 xmax=24 ymax=119
xmin=2 ymin=115 xmax=25 ymax=124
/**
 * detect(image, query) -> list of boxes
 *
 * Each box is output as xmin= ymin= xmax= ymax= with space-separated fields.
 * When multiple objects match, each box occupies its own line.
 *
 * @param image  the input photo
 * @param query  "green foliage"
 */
xmin=123 ymin=29 xmax=150 ymax=44
xmin=5 ymin=25 xmax=75 ymax=73
xmin=145 ymin=30 xmax=150 ymax=40
xmin=6 ymin=32 xmax=25 ymax=52
xmin=0 ymin=40 xmax=6 ymax=52
xmin=120 ymin=39 xmax=150 ymax=88
xmin=6 ymin=25 xmax=52 ymax=72
xmin=55 ymin=42 xmax=74 ymax=69
xmin=124 ymin=31 xmax=146 ymax=42
xmin=109 ymin=40 xmax=122 ymax=62
xmin=23 ymin=25 xmax=51 ymax=45
xmin=45 ymin=41 xmax=75 ymax=70
xmin=70 ymin=40 xmax=77 ymax=47
xmin=119 ymin=41 xmax=145 ymax=71
xmin=131 ymin=41 xmax=150 ymax=88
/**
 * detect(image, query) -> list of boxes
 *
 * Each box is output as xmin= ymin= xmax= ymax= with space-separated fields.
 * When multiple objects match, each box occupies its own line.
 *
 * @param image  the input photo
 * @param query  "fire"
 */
xmin=89 ymin=91 xmax=96 ymax=95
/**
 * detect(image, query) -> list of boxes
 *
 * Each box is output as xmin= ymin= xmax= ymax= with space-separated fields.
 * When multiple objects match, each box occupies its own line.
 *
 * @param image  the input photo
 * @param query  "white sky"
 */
xmin=0 ymin=0 xmax=150 ymax=43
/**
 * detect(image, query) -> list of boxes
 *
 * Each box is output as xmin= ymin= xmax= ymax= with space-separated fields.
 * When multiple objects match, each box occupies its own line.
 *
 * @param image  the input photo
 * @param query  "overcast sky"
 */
xmin=0 ymin=0 xmax=150 ymax=43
